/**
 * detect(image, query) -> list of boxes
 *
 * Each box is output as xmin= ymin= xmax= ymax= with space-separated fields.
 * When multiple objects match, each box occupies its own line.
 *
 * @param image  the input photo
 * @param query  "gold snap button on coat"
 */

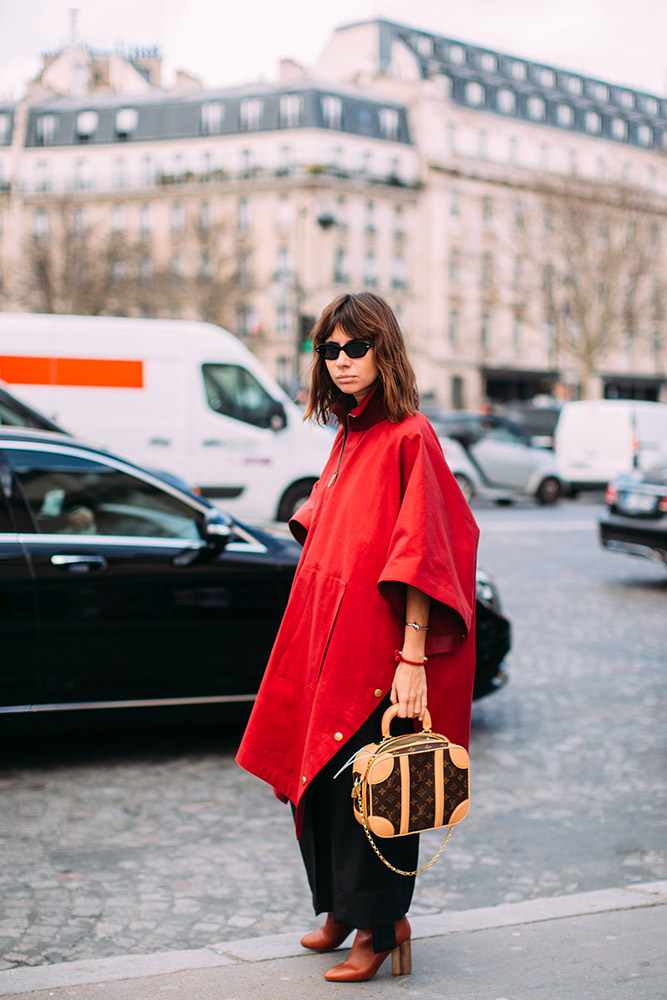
xmin=301 ymin=776 xmax=306 ymax=785
xmin=374 ymin=689 xmax=383 ymax=698
xmin=333 ymin=732 xmax=343 ymax=742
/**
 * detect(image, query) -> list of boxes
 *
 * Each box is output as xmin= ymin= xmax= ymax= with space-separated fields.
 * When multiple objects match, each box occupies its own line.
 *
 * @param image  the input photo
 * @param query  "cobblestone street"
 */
xmin=1 ymin=503 xmax=665 ymax=971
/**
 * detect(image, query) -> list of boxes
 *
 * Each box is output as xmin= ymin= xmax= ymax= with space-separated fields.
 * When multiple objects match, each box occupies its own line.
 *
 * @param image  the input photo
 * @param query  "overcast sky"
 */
xmin=0 ymin=0 xmax=664 ymax=100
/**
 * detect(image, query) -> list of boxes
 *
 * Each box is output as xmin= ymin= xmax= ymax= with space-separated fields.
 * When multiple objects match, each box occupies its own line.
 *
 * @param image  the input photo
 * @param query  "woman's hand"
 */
xmin=390 ymin=662 xmax=428 ymax=720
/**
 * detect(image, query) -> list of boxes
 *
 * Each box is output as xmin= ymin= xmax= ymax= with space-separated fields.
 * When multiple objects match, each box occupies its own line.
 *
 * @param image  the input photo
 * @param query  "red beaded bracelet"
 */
xmin=394 ymin=650 xmax=428 ymax=665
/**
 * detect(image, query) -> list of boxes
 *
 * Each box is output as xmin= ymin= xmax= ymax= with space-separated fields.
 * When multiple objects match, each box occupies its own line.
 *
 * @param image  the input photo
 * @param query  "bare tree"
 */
xmin=21 ymin=199 xmax=245 ymax=329
xmin=528 ymin=178 xmax=665 ymax=397
xmin=23 ymin=199 xmax=131 ymax=315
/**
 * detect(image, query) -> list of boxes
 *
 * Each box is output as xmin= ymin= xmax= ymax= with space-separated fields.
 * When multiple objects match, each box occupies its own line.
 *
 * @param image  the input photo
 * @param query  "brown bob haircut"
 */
xmin=304 ymin=292 xmax=419 ymax=425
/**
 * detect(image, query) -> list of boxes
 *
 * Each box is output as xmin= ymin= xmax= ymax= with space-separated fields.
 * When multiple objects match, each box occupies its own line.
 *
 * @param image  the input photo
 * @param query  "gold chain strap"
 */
xmin=354 ymin=777 xmax=454 ymax=876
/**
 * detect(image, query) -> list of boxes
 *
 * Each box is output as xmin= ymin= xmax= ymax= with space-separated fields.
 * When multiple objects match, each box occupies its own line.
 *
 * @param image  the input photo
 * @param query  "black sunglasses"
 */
xmin=315 ymin=340 xmax=375 ymax=360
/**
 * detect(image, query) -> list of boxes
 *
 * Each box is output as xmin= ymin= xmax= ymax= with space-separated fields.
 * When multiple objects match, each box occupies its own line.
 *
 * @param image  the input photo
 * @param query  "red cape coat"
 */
xmin=236 ymin=386 xmax=479 ymax=835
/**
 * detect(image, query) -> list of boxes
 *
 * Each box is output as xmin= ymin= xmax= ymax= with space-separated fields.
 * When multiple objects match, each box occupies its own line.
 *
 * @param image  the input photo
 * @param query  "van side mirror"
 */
xmin=269 ymin=401 xmax=287 ymax=432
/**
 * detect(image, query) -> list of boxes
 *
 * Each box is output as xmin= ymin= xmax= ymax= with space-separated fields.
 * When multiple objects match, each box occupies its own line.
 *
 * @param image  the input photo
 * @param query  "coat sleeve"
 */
xmin=377 ymin=422 xmax=479 ymax=655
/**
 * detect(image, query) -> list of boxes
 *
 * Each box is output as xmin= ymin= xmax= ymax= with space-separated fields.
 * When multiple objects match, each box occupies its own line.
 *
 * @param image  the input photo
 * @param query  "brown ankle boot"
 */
xmin=324 ymin=916 xmax=411 ymax=982
xmin=300 ymin=912 xmax=353 ymax=952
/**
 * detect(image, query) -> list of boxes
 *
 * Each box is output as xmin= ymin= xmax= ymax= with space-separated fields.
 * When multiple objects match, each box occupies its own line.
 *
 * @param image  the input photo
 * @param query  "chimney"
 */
xmin=280 ymin=58 xmax=306 ymax=82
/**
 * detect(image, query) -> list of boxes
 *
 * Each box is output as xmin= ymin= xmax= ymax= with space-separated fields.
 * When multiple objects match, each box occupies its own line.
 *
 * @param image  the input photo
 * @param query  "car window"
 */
xmin=202 ymin=364 xmax=277 ymax=428
xmin=6 ymin=449 xmax=202 ymax=540
xmin=481 ymin=423 xmax=523 ymax=444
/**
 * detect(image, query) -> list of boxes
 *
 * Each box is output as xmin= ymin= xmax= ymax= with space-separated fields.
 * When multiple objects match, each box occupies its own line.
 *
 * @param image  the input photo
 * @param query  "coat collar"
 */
xmin=332 ymin=381 xmax=388 ymax=431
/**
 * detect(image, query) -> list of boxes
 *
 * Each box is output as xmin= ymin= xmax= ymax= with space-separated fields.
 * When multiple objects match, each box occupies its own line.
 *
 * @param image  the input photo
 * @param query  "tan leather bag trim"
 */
xmin=434 ymin=747 xmax=444 ymax=828
xmin=399 ymin=754 xmax=410 ymax=836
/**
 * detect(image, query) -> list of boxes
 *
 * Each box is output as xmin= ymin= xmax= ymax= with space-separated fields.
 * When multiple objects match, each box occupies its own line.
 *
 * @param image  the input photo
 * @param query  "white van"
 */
xmin=0 ymin=313 xmax=334 ymax=521
xmin=555 ymin=399 xmax=667 ymax=493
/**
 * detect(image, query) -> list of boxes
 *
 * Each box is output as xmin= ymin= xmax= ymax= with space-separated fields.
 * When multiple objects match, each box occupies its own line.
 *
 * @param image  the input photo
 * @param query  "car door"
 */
xmin=4 ymin=441 xmax=286 ymax=709
xmin=469 ymin=418 xmax=539 ymax=491
xmin=0 ymin=453 xmax=39 ymax=708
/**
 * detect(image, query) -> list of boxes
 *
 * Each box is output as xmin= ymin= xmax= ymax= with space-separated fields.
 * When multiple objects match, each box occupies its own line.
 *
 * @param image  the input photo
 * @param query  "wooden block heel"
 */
xmin=391 ymin=938 xmax=412 ymax=976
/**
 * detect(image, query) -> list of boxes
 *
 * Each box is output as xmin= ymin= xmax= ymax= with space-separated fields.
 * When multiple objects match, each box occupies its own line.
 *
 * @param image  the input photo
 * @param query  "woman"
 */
xmin=237 ymin=293 xmax=479 ymax=982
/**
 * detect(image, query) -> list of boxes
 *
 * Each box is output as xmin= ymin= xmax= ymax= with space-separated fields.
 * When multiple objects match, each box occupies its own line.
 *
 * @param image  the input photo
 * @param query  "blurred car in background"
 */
xmin=598 ymin=463 xmax=667 ymax=567
xmin=0 ymin=428 xmax=510 ymax=718
xmin=427 ymin=410 xmax=562 ymax=505
xmin=498 ymin=399 xmax=562 ymax=450
xmin=556 ymin=400 xmax=667 ymax=496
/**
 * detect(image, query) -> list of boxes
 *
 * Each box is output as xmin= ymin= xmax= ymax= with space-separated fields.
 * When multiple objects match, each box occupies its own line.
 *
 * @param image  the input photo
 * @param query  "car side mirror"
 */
xmin=203 ymin=508 xmax=233 ymax=550
xmin=269 ymin=401 xmax=287 ymax=432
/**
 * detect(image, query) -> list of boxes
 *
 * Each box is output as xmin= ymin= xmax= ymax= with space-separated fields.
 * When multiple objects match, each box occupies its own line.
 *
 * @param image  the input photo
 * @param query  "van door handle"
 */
xmin=51 ymin=555 xmax=108 ymax=573
xmin=202 ymin=439 xmax=223 ymax=447
xmin=148 ymin=437 xmax=171 ymax=446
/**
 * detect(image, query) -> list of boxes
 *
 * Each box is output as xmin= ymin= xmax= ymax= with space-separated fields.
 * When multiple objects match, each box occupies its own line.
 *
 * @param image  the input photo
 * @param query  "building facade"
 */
xmin=0 ymin=21 xmax=665 ymax=404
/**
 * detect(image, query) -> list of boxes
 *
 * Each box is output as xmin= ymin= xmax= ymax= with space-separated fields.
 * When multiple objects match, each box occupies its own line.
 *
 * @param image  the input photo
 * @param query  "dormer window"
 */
xmin=115 ymin=108 xmax=138 ymax=137
xmin=322 ymin=96 xmax=342 ymax=129
xmin=510 ymin=61 xmax=527 ymax=80
xmin=36 ymin=114 xmax=56 ymax=145
xmin=566 ymin=76 xmax=583 ymax=95
xmin=497 ymin=88 xmax=516 ymax=114
xmin=556 ymin=104 xmax=574 ymax=127
xmin=380 ymin=108 xmax=399 ymax=141
xmin=585 ymin=111 xmax=602 ymax=134
xmin=417 ymin=35 xmax=433 ymax=56
xmin=479 ymin=52 xmax=496 ymax=72
xmin=279 ymin=95 xmax=303 ymax=127
xmin=636 ymin=124 xmax=652 ymax=147
xmin=448 ymin=44 xmax=465 ymax=65
xmin=76 ymin=111 xmax=99 ymax=140
xmin=527 ymin=96 xmax=546 ymax=121
xmin=240 ymin=99 xmax=263 ymax=131
xmin=465 ymin=81 xmax=485 ymax=107
xmin=540 ymin=68 xmax=555 ymax=87
xmin=611 ymin=117 xmax=628 ymax=140
xmin=618 ymin=90 xmax=634 ymax=109
xmin=201 ymin=102 xmax=224 ymax=134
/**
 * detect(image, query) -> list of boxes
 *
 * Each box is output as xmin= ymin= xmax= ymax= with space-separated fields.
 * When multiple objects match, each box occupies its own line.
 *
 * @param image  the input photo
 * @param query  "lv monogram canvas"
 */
xmin=352 ymin=707 xmax=470 ymax=840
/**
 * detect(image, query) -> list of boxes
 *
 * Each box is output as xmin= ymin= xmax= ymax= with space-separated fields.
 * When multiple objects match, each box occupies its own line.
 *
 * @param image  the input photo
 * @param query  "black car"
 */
xmin=599 ymin=464 xmax=667 ymax=567
xmin=0 ymin=429 xmax=510 ymax=717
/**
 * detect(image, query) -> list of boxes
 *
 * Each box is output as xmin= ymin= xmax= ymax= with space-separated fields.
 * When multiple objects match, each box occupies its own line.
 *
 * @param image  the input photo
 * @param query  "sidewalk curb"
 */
xmin=1 ymin=881 xmax=665 ymax=996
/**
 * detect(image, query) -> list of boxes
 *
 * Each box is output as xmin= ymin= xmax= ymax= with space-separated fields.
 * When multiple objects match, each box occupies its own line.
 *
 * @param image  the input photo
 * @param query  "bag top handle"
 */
xmin=381 ymin=703 xmax=432 ymax=737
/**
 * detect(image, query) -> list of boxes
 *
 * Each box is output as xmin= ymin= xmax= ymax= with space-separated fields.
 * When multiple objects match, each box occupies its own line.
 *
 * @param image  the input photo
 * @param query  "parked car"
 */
xmin=598 ymin=463 xmax=667 ymax=567
xmin=498 ymin=399 xmax=562 ymax=450
xmin=0 ymin=428 xmax=510 ymax=717
xmin=426 ymin=411 xmax=562 ymax=505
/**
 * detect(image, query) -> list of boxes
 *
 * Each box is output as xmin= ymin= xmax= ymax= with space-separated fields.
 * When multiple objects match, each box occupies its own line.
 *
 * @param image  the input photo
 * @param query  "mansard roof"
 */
xmin=370 ymin=18 xmax=665 ymax=150
xmin=23 ymin=78 xmax=411 ymax=148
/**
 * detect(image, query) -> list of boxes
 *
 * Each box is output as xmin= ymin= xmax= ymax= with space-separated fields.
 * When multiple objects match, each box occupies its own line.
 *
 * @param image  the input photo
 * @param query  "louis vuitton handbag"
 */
xmin=351 ymin=704 xmax=470 ymax=875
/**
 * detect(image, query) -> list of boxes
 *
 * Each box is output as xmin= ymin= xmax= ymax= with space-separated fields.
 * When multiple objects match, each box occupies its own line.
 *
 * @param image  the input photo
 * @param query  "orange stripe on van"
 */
xmin=0 ymin=356 xmax=144 ymax=388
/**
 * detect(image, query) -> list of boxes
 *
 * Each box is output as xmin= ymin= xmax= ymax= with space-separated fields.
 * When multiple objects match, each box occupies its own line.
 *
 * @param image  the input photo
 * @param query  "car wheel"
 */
xmin=454 ymin=473 xmax=474 ymax=504
xmin=277 ymin=480 xmax=317 ymax=522
xmin=494 ymin=498 xmax=515 ymax=506
xmin=537 ymin=476 xmax=561 ymax=505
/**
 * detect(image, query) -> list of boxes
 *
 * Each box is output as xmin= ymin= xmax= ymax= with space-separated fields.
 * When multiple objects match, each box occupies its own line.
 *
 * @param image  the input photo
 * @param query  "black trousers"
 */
xmin=296 ymin=698 xmax=419 ymax=954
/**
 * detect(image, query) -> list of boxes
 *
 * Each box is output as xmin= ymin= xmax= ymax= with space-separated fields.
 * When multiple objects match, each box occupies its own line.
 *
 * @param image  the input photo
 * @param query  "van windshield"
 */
xmin=202 ymin=364 xmax=279 ymax=429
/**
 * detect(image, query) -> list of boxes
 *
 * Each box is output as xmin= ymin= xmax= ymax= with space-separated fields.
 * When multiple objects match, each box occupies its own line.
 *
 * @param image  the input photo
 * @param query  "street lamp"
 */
xmin=292 ymin=206 xmax=340 ymax=390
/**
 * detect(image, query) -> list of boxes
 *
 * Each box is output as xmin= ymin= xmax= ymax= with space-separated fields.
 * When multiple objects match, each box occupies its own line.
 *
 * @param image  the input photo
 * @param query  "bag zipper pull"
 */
xmin=327 ymin=471 xmax=338 ymax=488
